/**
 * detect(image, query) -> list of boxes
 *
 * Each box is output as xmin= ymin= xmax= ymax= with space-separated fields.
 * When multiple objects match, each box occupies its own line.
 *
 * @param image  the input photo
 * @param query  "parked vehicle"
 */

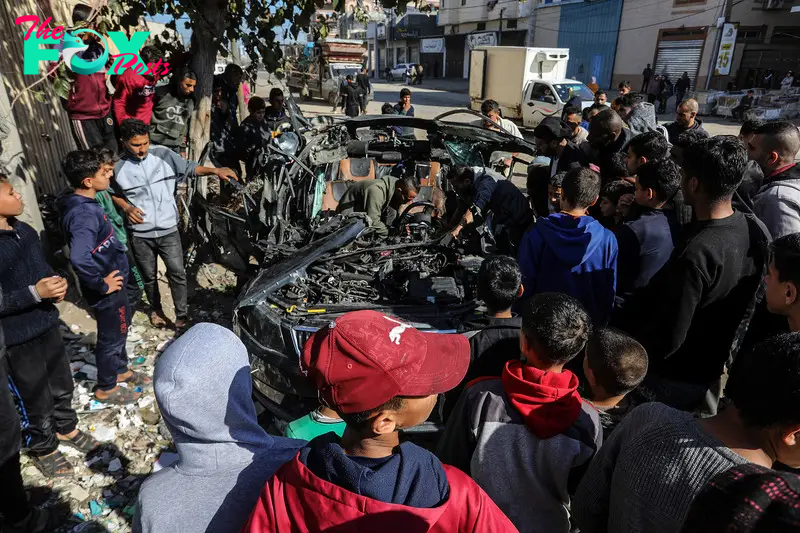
xmin=387 ymin=63 xmax=415 ymax=81
xmin=286 ymin=39 xmax=366 ymax=105
xmin=469 ymin=47 xmax=595 ymax=128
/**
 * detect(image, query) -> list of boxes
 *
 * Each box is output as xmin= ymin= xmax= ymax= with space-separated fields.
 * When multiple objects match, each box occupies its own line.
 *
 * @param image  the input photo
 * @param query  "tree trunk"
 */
xmin=188 ymin=6 xmax=225 ymax=196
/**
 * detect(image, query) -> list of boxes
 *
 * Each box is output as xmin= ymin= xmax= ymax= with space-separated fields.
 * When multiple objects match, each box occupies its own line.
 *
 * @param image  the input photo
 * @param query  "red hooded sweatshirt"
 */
xmin=66 ymin=42 xmax=111 ymax=120
xmin=241 ymin=453 xmax=518 ymax=533
xmin=501 ymin=360 xmax=583 ymax=439
xmin=113 ymin=69 xmax=158 ymax=125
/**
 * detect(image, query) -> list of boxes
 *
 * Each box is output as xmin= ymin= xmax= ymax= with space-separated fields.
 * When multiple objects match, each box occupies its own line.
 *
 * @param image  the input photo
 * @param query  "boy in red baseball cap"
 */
xmin=242 ymin=310 xmax=518 ymax=532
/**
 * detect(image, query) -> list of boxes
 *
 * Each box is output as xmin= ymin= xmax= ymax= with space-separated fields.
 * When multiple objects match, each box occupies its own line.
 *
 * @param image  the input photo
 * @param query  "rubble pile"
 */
xmin=19 ymin=270 xmax=237 ymax=533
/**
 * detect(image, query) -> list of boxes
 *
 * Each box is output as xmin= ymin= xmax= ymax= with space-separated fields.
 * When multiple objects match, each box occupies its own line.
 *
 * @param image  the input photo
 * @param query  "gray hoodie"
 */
xmin=133 ymin=323 xmax=303 ymax=533
xmin=752 ymin=165 xmax=800 ymax=239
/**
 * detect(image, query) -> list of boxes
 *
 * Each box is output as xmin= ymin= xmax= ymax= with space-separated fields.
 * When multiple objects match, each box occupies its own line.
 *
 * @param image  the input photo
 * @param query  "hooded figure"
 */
xmin=625 ymin=102 xmax=659 ymax=138
xmin=133 ymin=323 xmax=303 ymax=533
xmin=518 ymin=213 xmax=618 ymax=325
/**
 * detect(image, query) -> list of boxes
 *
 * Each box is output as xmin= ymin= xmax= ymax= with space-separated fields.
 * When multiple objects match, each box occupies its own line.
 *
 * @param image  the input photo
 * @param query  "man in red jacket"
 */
xmin=112 ymin=46 xmax=162 ymax=125
xmin=66 ymin=5 xmax=116 ymax=151
xmin=242 ymin=310 xmax=518 ymax=533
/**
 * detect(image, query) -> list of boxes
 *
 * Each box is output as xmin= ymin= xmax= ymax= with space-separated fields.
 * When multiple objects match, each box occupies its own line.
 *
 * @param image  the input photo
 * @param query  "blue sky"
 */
xmin=146 ymin=14 xmax=307 ymax=48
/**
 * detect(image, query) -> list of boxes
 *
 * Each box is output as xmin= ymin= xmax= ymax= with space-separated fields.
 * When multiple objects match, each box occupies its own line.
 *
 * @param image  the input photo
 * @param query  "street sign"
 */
xmin=714 ymin=23 xmax=738 ymax=76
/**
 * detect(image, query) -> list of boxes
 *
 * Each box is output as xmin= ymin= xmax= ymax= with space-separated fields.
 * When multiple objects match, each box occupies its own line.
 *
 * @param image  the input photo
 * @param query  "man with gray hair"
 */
xmin=665 ymin=98 xmax=709 ymax=140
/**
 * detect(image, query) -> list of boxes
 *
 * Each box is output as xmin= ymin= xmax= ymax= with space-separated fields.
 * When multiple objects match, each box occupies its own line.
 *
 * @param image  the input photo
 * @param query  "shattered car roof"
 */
xmin=337 ymin=115 xmax=537 ymax=154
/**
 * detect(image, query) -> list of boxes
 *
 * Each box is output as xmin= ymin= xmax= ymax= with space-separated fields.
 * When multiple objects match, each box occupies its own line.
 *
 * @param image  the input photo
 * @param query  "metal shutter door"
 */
xmin=654 ymin=40 xmax=704 ymax=87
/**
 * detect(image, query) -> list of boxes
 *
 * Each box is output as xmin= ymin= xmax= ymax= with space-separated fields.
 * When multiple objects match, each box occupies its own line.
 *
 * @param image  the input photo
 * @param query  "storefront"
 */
xmin=420 ymin=37 xmax=445 ymax=78
xmin=445 ymin=34 xmax=466 ymax=79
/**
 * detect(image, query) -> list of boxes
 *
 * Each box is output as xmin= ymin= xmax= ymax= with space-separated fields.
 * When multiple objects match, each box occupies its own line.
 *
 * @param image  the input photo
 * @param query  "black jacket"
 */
xmin=622 ymin=212 xmax=766 ymax=385
xmin=615 ymin=205 xmax=676 ymax=299
xmin=443 ymin=315 xmax=522 ymax=421
xmin=356 ymin=73 xmax=371 ymax=95
xmin=590 ymin=128 xmax=632 ymax=182
xmin=0 ymin=221 xmax=60 ymax=346
xmin=665 ymin=119 xmax=709 ymax=140
xmin=341 ymin=84 xmax=361 ymax=117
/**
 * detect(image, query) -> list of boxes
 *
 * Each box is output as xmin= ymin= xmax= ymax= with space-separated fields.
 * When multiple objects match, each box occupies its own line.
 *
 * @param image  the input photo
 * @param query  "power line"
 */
xmin=536 ymin=0 xmax=743 ymax=35
xmin=439 ymin=0 xmax=745 ymax=35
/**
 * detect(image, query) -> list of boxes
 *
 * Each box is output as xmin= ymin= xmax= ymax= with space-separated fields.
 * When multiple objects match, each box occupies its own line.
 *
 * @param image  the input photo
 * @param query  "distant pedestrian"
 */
xmin=416 ymin=63 xmax=424 ymax=85
xmin=434 ymin=60 xmax=440 ymax=78
xmin=341 ymin=75 xmax=361 ymax=118
xmin=675 ymin=72 xmax=690 ymax=110
xmin=762 ymin=69 xmax=774 ymax=89
xmin=731 ymin=90 xmax=755 ymax=121
xmin=355 ymin=67 xmax=371 ymax=114
xmin=394 ymin=88 xmax=415 ymax=137
xmin=641 ymin=63 xmax=653 ymax=93
xmin=781 ymin=71 xmax=795 ymax=95
xmin=618 ymin=80 xmax=632 ymax=96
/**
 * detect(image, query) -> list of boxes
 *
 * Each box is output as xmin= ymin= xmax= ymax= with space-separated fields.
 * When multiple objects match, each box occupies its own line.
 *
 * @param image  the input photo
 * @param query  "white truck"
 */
xmin=469 ymin=47 xmax=595 ymax=128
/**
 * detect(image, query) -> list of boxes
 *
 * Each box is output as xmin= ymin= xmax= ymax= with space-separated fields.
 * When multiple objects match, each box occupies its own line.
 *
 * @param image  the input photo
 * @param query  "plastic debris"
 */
xmin=108 ymin=458 xmax=122 ymax=472
xmin=91 ymin=424 xmax=117 ymax=442
xmin=89 ymin=501 xmax=103 ymax=516
xmin=152 ymin=452 xmax=179 ymax=473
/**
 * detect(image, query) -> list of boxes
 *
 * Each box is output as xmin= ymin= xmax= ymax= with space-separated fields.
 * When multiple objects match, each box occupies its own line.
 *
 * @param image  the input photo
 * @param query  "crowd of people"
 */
xmin=3 ymin=4 xmax=800 ymax=530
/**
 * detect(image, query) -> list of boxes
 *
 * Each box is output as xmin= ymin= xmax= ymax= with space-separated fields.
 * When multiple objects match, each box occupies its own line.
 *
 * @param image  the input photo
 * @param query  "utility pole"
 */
xmin=705 ymin=0 xmax=730 ymax=91
xmin=525 ymin=3 xmax=536 ymax=47
xmin=499 ymin=7 xmax=505 ymax=46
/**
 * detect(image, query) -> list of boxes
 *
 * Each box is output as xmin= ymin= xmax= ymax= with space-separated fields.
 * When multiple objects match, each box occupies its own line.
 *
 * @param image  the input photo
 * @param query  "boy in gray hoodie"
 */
xmin=133 ymin=323 xmax=303 ymax=533
xmin=438 ymin=292 xmax=602 ymax=533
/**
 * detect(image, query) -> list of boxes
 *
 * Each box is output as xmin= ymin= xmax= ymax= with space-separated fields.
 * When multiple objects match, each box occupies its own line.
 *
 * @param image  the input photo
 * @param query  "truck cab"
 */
xmin=522 ymin=79 xmax=595 ymax=128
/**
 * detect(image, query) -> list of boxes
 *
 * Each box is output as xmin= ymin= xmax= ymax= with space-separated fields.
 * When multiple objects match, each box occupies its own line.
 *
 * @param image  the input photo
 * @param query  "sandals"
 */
xmin=95 ymin=386 xmax=141 ymax=405
xmin=57 ymin=430 xmax=100 ymax=454
xmin=149 ymin=311 xmax=170 ymax=329
xmin=118 ymin=370 xmax=152 ymax=387
xmin=31 ymin=450 xmax=73 ymax=478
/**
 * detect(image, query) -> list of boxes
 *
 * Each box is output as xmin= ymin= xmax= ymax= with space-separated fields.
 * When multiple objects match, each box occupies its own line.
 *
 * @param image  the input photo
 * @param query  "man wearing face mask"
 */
xmin=110 ymin=119 xmax=237 ymax=330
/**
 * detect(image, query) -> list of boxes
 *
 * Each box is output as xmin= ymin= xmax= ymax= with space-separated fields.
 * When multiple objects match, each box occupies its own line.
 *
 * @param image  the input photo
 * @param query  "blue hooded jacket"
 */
xmin=518 ymin=213 xmax=618 ymax=325
xmin=58 ymin=194 xmax=128 ymax=305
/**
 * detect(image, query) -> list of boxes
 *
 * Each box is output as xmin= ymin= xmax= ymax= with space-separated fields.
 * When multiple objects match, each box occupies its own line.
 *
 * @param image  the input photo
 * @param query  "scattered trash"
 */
xmin=22 ymin=266 xmax=239 ymax=533
xmin=152 ymin=451 xmax=179 ymax=472
xmin=91 ymin=424 xmax=117 ymax=442
xmin=89 ymin=500 xmax=103 ymax=516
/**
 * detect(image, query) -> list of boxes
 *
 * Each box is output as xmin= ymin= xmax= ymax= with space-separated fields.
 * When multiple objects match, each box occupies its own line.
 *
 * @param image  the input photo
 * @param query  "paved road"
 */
xmin=255 ymin=76 xmax=751 ymax=137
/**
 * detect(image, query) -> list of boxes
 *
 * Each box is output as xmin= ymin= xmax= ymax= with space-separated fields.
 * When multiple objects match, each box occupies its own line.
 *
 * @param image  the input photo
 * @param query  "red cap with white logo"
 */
xmin=301 ymin=310 xmax=470 ymax=414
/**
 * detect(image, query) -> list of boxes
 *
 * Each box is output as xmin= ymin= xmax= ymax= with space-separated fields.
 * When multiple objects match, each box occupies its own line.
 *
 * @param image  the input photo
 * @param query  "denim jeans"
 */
xmin=130 ymin=231 xmax=188 ymax=319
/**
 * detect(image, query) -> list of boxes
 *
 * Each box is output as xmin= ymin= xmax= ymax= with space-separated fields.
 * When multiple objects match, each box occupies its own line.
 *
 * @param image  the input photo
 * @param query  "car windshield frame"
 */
xmin=553 ymin=83 xmax=595 ymax=102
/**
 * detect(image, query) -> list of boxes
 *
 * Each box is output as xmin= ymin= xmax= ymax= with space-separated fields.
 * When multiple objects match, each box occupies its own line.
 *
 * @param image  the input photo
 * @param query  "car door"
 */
xmin=522 ymin=82 xmax=559 ymax=128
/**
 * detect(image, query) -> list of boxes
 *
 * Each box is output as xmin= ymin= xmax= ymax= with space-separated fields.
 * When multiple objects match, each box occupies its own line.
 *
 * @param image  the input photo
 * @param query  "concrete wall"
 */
xmin=532 ymin=5 xmax=561 ymax=48
xmin=439 ymin=0 xmax=521 ymax=26
xmin=612 ymin=0 xmax=800 ymax=92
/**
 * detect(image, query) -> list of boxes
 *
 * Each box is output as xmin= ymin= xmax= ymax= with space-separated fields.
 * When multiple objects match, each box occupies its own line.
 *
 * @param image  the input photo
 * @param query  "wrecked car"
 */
xmin=201 ymin=109 xmax=536 ymax=429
